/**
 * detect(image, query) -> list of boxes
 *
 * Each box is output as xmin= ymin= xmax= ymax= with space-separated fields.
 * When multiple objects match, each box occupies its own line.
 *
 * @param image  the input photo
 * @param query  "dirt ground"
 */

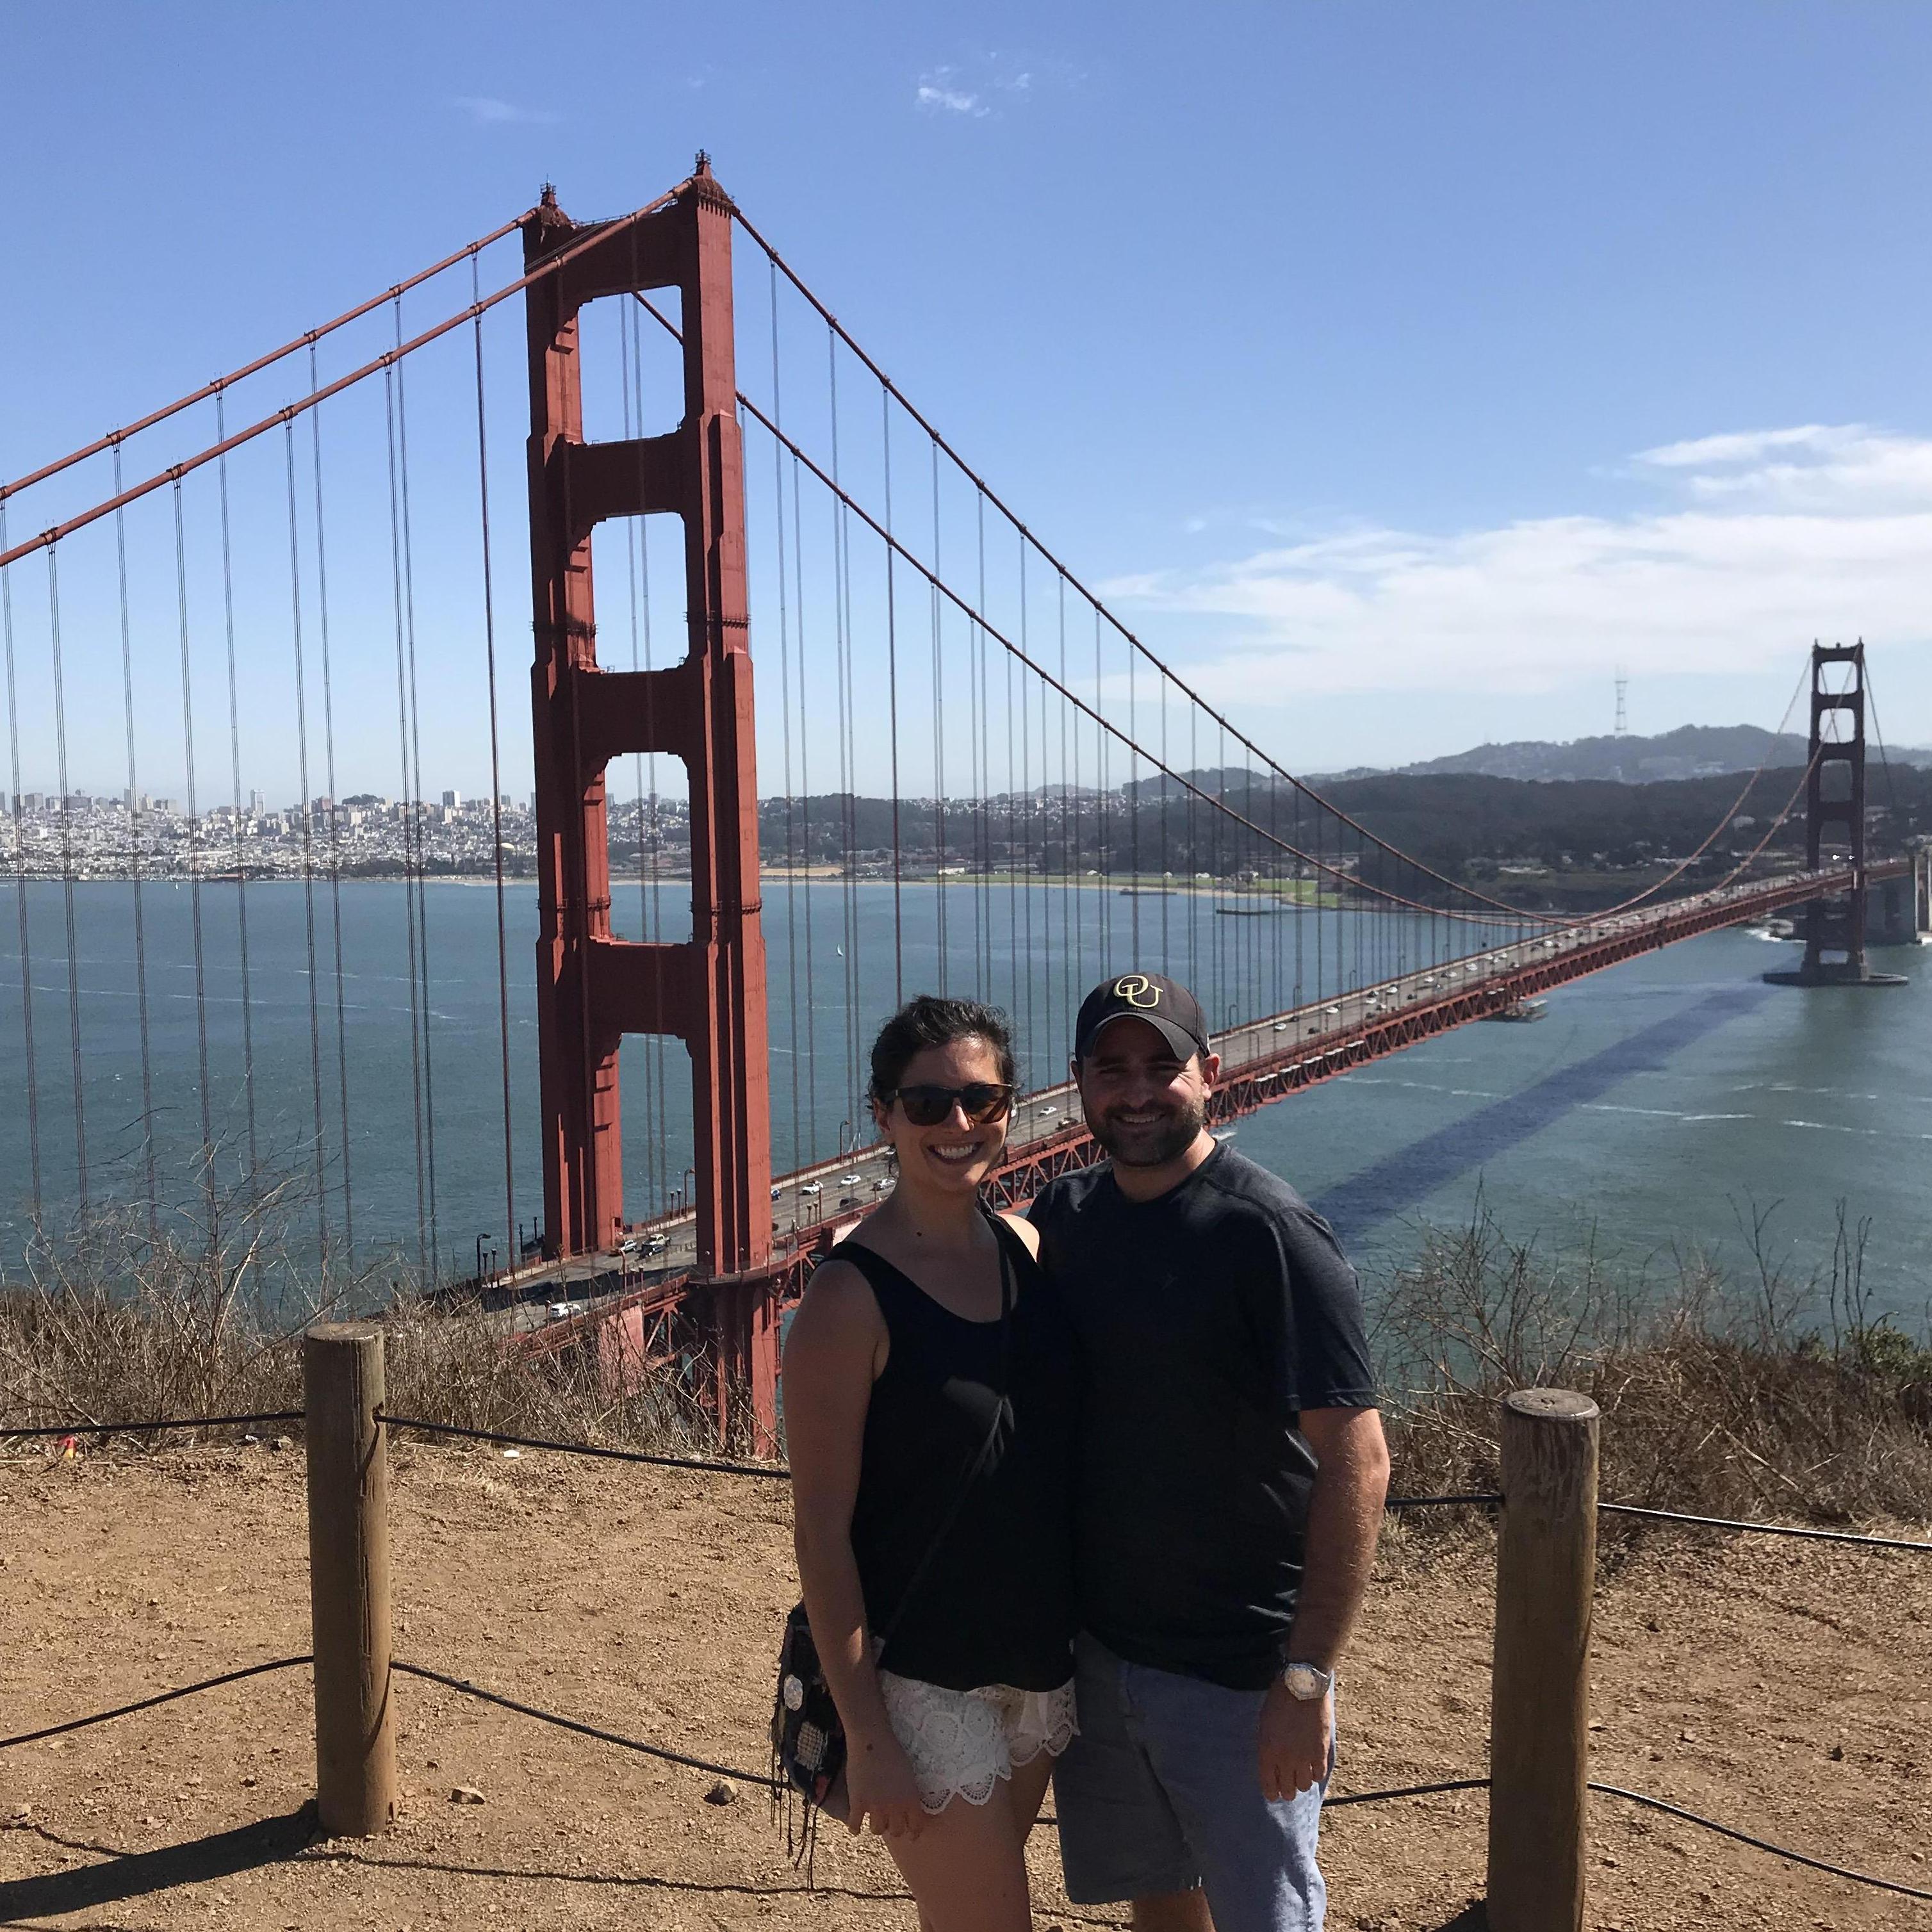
xmin=1 ymin=1439 xmax=1928 ymax=1931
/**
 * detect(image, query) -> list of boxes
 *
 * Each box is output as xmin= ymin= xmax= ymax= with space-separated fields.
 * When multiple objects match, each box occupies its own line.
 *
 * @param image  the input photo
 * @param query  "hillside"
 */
xmin=1382 ymin=724 xmax=1932 ymax=785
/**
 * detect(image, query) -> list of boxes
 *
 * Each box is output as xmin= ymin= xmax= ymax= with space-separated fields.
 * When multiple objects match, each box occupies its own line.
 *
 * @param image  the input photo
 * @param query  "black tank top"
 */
xmin=839 ymin=1215 xmax=1078 ymax=1693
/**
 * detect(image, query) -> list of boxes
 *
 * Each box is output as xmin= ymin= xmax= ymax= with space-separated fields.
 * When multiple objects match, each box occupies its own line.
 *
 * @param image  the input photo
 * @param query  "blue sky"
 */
xmin=4 ymin=1 xmax=1931 ymax=798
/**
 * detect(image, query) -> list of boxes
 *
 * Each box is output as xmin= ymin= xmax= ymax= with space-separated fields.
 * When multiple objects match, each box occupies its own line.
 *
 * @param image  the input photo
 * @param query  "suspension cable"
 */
xmin=0 ymin=218 xmax=524 ymax=507
xmin=47 ymin=548 xmax=88 ymax=1213
xmin=307 ymin=347 xmax=356 ymax=1263
xmin=0 ymin=180 xmax=694 ymax=573
xmin=472 ymin=274 xmax=516 ymax=1266
xmin=111 ymin=445 xmax=160 ymax=1236
xmin=0 ymin=502 xmax=44 ymax=1216
xmin=283 ymin=423 xmax=332 ymax=1256
xmin=213 ymin=398 xmax=261 ymax=1186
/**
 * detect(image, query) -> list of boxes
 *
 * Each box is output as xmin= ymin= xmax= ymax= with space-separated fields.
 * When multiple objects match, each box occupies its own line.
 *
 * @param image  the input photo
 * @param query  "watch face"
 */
xmin=1284 ymin=1664 xmax=1327 ymax=1701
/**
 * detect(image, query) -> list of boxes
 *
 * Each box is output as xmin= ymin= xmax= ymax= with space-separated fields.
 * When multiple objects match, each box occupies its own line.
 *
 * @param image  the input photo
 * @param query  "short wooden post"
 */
xmin=1487 ymin=1388 xmax=1600 ymax=1932
xmin=304 ymin=1321 xmax=397 ymax=1836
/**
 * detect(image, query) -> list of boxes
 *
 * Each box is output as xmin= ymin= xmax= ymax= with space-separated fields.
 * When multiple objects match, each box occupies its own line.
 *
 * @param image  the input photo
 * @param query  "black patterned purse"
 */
xmin=771 ymin=1229 xmax=1014 ymax=1858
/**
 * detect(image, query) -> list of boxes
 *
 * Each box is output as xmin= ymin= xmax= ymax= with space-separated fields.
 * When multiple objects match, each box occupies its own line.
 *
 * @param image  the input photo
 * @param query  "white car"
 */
xmin=1272 ymin=1021 xmax=1293 ymax=1033
xmin=840 ymin=1173 xmax=863 ymax=1186
xmin=799 ymin=1182 xmax=822 ymax=1197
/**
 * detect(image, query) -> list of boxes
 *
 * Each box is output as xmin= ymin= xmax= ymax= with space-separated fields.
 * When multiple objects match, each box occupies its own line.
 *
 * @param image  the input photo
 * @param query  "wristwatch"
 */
xmin=1281 ymin=1660 xmax=1336 ymax=1701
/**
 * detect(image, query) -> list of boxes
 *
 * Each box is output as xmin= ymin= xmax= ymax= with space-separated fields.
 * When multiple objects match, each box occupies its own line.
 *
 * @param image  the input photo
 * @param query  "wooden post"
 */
xmin=1487 ymin=1387 xmax=1600 ymax=1932
xmin=304 ymin=1321 xmax=397 ymax=1836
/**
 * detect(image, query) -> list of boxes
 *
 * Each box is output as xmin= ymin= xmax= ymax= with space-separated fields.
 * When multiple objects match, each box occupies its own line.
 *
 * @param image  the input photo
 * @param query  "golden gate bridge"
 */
xmin=1 ymin=160 xmax=1924 ymax=1448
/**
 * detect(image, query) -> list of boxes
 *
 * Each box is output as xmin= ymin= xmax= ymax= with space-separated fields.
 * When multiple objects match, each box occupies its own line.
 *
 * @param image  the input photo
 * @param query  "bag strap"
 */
xmin=840 ymin=1221 xmax=1017 ymax=1651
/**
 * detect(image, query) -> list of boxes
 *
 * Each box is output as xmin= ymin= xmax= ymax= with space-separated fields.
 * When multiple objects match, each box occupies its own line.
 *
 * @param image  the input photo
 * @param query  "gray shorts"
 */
xmin=1053 ymin=1632 xmax=1333 ymax=1932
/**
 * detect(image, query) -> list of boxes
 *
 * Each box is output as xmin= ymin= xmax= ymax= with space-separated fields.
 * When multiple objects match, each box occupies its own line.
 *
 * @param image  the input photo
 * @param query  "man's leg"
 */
xmin=1054 ymin=1635 xmax=1200 ymax=1908
xmin=1132 ymin=1889 xmax=1215 ymax=1931
xmin=1125 ymin=1660 xmax=1330 ymax=1932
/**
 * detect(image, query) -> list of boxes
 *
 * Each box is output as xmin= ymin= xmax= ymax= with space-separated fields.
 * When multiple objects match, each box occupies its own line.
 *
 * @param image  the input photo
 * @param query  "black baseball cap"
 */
xmin=1074 ymin=973 xmax=1211 ymax=1065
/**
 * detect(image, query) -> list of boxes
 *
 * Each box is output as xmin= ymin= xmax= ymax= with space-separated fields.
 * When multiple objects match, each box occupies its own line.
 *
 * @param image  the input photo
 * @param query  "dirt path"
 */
xmin=3 ymin=1442 xmax=1928 ymax=1930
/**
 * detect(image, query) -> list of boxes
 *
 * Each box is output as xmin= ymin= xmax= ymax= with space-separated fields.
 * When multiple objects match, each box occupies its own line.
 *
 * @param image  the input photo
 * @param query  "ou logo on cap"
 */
xmin=1113 ymin=974 xmax=1161 ymax=1008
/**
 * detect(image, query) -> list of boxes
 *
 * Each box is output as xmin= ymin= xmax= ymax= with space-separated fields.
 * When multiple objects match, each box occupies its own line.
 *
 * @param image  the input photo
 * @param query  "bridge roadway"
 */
xmin=509 ymin=862 xmax=1892 ymax=1347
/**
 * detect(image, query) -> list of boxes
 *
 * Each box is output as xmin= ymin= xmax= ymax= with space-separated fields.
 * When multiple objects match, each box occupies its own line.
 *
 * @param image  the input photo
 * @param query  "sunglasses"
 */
xmin=887 ymin=1082 xmax=1015 ymax=1127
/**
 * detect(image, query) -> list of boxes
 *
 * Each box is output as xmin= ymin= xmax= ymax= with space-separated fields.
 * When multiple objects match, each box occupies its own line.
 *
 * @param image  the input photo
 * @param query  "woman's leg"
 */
xmin=886 ymin=1778 xmax=1038 ymax=1932
xmin=1008 ymin=1748 xmax=1056 ymax=1835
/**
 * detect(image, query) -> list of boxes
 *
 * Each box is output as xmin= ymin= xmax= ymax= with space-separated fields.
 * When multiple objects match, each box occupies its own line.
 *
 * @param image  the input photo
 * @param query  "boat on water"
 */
xmin=1481 ymin=998 xmax=1548 ymax=1023
xmin=1746 ymin=917 xmax=1797 ymax=942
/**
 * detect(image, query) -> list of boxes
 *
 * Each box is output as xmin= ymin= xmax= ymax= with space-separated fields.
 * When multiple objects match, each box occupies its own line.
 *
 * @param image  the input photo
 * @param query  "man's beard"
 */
xmin=1090 ymin=1091 xmax=1208 ymax=1168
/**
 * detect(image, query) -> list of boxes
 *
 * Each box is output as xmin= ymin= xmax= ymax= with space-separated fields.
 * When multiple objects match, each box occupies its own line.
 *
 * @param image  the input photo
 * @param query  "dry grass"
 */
xmin=0 ymin=1183 xmax=705 ymax=1455
xmin=1375 ymin=1201 xmax=1932 ymax=1527
xmin=6 ymin=1193 xmax=1930 ymax=1534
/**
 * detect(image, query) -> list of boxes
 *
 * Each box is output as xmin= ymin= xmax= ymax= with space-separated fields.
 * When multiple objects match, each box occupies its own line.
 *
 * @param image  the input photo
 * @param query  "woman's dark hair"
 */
xmin=867 ymin=995 xmax=1019 ymax=1107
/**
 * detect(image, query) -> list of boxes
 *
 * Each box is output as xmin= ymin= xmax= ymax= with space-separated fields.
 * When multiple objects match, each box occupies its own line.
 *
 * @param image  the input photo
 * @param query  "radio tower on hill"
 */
xmin=1614 ymin=666 xmax=1629 ymax=737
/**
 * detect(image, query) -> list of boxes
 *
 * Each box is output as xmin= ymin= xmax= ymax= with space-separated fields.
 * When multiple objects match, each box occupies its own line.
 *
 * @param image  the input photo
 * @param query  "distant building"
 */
xmin=441 ymin=789 xmax=462 ymax=810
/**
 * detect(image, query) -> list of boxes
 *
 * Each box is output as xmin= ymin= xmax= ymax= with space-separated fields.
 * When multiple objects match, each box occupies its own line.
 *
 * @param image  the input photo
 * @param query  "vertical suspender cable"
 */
xmin=1094 ymin=606 xmax=1110 ymax=965
xmin=1059 ymin=576 xmax=1077 ymax=1029
xmin=978 ymin=495 xmax=993 ymax=1001
xmin=828 ymin=328 xmax=860 ymax=1136
xmin=930 ymin=440 xmax=947 ymax=997
xmin=1128 ymin=631 xmax=1142 ymax=957
xmin=472 ymin=271 xmax=517 ymax=1261
xmin=792 ymin=450 xmax=817 ymax=1164
xmin=384 ymin=364 xmax=429 ymax=1280
xmin=213 ymin=399 xmax=261 ymax=1186
xmin=111 ymin=446 xmax=160 ymax=1237
xmin=169 ymin=492 xmax=215 ymax=1208
xmin=0 ymin=508 xmax=43 ymax=1220
xmin=47 ymin=548 xmax=88 ymax=1214
xmin=1017 ymin=544 xmax=1035 ymax=1065
xmin=307 ymin=347 xmax=356 ymax=1263
xmin=881 ymin=392 xmax=904 ymax=1007
xmin=393 ymin=318 xmax=441 ymax=1279
xmin=768 ymin=268 xmax=803 ymax=1172
xmin=283 ymin=424 xmax=331 ymax=1257
xmin=1159 ymin=670 xmax=1171 ymax=973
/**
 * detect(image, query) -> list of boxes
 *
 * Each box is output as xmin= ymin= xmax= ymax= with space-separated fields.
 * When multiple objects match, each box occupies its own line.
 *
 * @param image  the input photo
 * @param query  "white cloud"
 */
xmin=917 ymin=80 xmax=985 ymax=115
xmin=453 ymin=95 xmax=557 ymax=127
xmin=1100 ymin=425 xmax=1932 ymax=702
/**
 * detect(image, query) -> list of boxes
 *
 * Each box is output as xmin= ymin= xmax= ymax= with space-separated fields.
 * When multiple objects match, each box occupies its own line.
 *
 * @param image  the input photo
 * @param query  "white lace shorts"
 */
xmin=875 ymin=1667 xmax=1077 ymax=1813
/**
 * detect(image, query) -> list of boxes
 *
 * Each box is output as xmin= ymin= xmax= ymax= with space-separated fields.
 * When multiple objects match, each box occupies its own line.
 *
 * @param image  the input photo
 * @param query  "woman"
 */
xmin=783 ymin=995 xmax=1078 ymax=1930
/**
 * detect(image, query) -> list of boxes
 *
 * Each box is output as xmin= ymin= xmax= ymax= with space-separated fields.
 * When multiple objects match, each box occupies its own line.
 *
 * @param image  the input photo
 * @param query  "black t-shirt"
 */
xmin=1029 ymin=1144 xmax=1376 ymax=1690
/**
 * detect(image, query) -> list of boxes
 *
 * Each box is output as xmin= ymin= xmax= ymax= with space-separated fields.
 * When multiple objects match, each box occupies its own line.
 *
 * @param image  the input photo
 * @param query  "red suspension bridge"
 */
xmin=1 ymin=161 xmax=1923 ymax=1448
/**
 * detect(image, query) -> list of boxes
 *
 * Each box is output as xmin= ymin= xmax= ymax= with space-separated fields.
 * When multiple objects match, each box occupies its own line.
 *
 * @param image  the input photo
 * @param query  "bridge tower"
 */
xmin=1764 ymin=640 xmax=1906 ymax=988
xmin=522 ymin=162 xmax=780 ymax=1443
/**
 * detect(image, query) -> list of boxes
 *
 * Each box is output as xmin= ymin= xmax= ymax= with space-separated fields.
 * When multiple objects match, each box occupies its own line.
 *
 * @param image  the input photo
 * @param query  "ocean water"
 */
xmin=0 ymin=879 xmax=1924 ymax=1329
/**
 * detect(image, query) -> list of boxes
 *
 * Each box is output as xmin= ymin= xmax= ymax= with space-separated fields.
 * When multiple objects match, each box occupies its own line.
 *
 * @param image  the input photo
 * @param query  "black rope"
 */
xmin=1587 ymin=1782 xmax=1932 ymax=1903
xmin=0 ymin=1411 xmax=302 ymax=1439
xmin=1598 ymin=1502 xmax=1932 ymax=1553
xmin=392 ymin=1662 xmax=767 ymax=1785
xmin=375 ymin=1412 xmax=790 ymax=1480
xmin=1326 ymin=1777 xmax=1489 ymax=1808
xmin=0 ymin=1656 xmax=311 ymax=1751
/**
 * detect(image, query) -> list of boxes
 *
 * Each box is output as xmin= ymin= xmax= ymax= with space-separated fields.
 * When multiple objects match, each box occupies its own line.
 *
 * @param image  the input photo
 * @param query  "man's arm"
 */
xmin=1257 ymin=1404 xmax=1391 ymax=1801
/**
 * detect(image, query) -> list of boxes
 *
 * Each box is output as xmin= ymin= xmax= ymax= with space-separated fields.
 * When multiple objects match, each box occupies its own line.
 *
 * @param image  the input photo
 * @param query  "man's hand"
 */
xmin=1257 ymin=1679 xmax=1332 ymax=1803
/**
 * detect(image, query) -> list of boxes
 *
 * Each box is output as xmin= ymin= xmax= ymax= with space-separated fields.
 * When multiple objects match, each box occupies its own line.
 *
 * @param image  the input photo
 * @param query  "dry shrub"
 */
xmin=1373 ymin=1200 xmax=1932 ymax=1529
xmin=0 ymin=1184 xmax=704 ymax=1458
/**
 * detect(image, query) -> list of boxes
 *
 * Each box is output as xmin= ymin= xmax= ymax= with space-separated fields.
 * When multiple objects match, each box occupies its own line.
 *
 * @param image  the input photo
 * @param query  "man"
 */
xmin=1029 ymin=972 xmax=1390 ymax=1932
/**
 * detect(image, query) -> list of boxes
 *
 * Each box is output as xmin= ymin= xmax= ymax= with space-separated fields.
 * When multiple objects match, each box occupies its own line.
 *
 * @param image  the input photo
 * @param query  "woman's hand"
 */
xmin=841 ymin=1727 xmax=928 ymax=1839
